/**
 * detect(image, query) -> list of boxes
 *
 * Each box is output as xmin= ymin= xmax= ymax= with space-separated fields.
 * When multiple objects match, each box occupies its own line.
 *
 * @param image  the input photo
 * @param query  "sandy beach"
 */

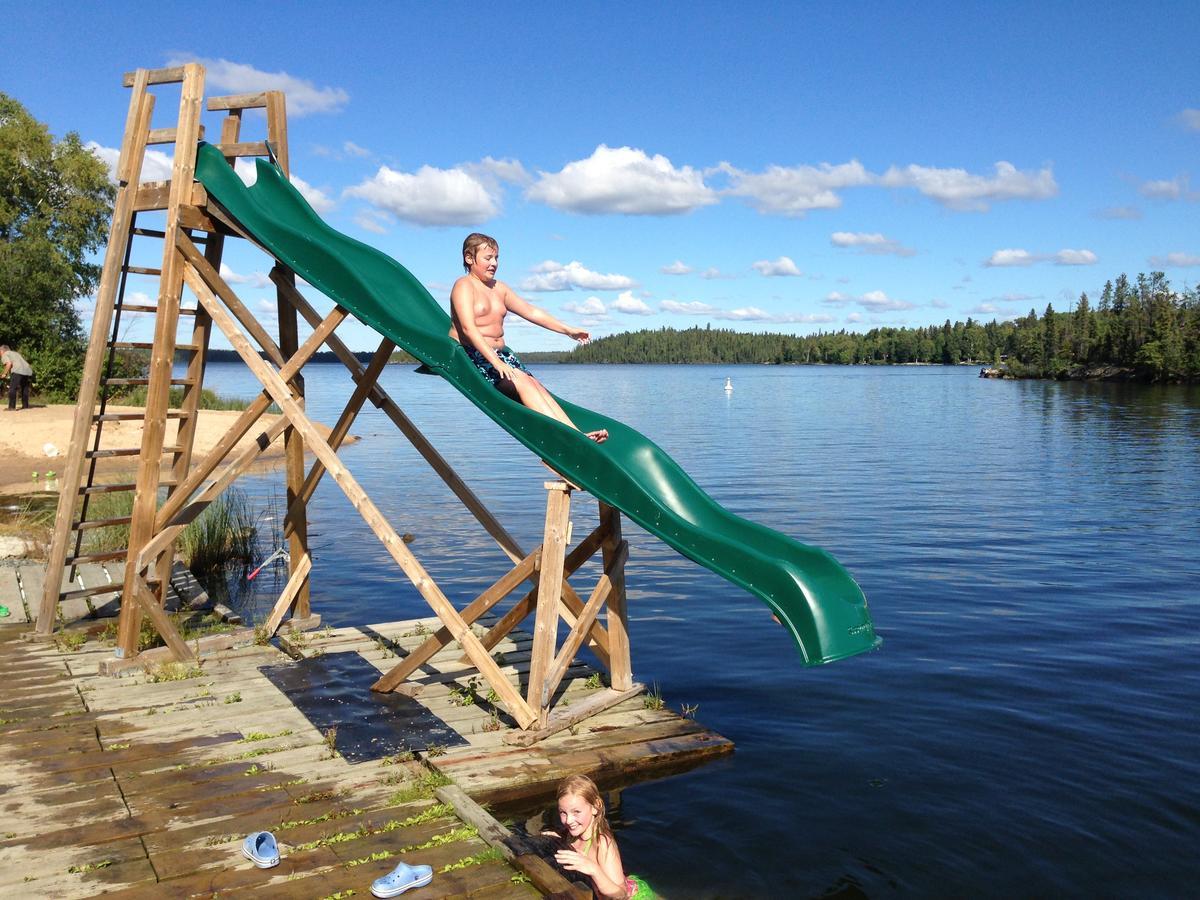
xmin=0 ymin=404 xmax=348 ymax=495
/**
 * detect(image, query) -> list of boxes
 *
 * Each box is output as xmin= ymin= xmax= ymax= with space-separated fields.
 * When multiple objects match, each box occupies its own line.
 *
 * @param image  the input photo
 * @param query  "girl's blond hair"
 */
xmin=556 ymin=774 xmax=614 ymax=845
xmin=462 ymin=232 xmax=499 ymax=272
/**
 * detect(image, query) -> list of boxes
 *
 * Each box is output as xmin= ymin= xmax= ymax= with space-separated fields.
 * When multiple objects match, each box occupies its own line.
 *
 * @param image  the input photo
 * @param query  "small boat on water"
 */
xmin=724 ymin=377 xmax=733 ymax=392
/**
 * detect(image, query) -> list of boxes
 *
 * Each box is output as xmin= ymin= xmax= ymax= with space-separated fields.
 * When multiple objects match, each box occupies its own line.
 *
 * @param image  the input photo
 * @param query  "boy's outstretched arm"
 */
xmin=500 ymin=284 xmax=591 ymax=343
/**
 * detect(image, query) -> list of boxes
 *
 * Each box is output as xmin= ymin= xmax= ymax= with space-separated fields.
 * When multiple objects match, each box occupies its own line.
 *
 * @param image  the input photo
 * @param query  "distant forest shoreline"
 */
xmin=203 ymin=272 xmax=1198 ymax=384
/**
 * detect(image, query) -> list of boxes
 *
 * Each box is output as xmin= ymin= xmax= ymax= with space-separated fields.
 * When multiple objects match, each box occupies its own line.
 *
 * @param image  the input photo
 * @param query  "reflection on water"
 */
xmin=197 ymin=361 xmax=1200 ymax=897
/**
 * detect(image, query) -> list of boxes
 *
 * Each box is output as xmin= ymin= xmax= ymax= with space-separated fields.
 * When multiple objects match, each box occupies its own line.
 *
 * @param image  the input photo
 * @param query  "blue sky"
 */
xmin=4 ymin=1 xmax=1198 ymax=351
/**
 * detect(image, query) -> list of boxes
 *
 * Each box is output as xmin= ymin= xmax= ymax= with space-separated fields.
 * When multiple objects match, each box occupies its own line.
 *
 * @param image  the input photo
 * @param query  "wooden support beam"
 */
xmin=122 ymin=66 xmax=187 ymax=86
xmin=213 ymin=141 xmax=271 ymax=158
xmin=153 ymin=253 xmax=347 ymax=531
xmin=208 ymin=92 xmax=270 ymax=111
xmin=262 ymin=553 xmax=313 ymax=635
xmin=287 ymin=336 xmax=394 ymax=527
xmin=528 ymin=483 xmax=572 ymax=725
xmin=474 ymin=519 xmax=613 ymax=662
xmin=502 ymin=683 xmax=646 ymax=748
xmin=541 ymin=540 xmax=628 ymax=707
xmin=117 ymin=62 xmax=205 ymax=655
xmin=371 ymin=548 xmax=541 ymax=693
xmin=600 ymin=503 xmax=633 ymax=691
xmin=130 ymin=575 xmax=194 ymax=663
xmin=190 ymin=265 xmax=539 ymax=729
xmin=137 ymin=416 xmax=288 ymax=568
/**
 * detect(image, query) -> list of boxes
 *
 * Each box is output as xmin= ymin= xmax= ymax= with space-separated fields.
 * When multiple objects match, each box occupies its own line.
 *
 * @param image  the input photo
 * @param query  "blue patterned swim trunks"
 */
xmin=464 ymin=344 xmax=530 ymax=387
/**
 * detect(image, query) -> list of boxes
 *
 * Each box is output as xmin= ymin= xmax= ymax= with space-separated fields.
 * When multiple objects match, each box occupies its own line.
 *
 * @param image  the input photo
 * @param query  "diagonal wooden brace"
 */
xmin=131 ymin=573 xmax=195 ymax=663
xmin=371 ymin=547 xmax=540 ymax=693
xmin=262 ymin=552 xmax=313 ymax=635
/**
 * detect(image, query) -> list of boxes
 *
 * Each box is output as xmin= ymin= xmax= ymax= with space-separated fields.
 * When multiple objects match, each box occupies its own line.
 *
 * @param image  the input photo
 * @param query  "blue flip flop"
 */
xmin=371 ymin=861 xmax=433 ymax=897
xmin=242 ymin=830 xmax=280 ymax=868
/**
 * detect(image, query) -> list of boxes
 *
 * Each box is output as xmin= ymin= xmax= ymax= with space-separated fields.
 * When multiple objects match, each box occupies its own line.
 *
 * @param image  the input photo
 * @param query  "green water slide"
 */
xmin=194 ymin=142 xmax=879 ymax=665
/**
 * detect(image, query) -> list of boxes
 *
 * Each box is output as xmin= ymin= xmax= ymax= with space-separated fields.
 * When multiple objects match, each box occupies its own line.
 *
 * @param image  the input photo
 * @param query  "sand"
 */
xmin=0 ymin=404 xmax=349 ymax=495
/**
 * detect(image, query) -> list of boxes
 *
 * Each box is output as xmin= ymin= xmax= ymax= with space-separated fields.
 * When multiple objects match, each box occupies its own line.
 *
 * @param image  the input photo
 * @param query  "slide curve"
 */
xmin=194 ymin=142 xmax=879 ymax=664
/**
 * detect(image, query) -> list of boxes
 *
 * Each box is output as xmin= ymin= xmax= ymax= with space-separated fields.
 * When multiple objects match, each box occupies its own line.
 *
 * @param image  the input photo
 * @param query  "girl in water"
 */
xmin=548 ymin=774 xmax=654 ymax=898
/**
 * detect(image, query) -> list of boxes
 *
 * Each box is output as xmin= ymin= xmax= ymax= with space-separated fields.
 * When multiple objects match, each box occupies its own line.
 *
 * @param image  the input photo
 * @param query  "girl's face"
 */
xmin=558 ymin=791 xmax=598 ymax=840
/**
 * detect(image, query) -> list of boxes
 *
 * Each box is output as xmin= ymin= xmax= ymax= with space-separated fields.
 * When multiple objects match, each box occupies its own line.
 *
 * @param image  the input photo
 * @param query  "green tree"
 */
xmin=0 ymin=92 xmax=114 ymax=398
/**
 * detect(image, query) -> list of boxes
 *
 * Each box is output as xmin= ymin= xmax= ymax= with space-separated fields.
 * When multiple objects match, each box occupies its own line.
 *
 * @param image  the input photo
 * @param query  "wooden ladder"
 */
xmin=35 ymin=66 xmax=299 ymax=643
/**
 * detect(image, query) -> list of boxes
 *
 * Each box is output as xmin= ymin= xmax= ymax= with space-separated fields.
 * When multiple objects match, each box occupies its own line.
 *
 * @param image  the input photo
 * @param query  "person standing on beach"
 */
xmin=0 ymin=345 xmax=33 ymax=411
xmin=449 ymin=233 xmax=608 ymax=442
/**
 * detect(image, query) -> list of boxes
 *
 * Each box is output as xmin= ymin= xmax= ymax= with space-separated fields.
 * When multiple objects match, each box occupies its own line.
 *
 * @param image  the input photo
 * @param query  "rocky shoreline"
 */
xmin=978 ymin=365 xmax=1183 ymax=383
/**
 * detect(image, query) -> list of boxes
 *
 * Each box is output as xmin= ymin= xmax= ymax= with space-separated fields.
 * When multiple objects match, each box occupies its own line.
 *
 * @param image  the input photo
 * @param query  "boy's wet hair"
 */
xmin=462 ymin=232 xmax=499 ymax=272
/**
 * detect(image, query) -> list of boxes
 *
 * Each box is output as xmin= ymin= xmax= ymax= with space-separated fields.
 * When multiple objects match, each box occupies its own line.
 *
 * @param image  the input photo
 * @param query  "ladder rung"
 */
xmin=215 ymin=141 xmax=271 ymax=158
xmin=94 ymin=411 xmax=191 ymax=422
xmin=79 ymin=483 xmax=137 ymax=495
xmin=116 ymin=304 xmax=199 ymax=316
xmin=66 ymin=549 xmax=128 ymax=566
xmin=145 ymin=125 xmax=205 ymax=145
xmin=72 ymin=516 xmax=133 ymax=531
xmin=78 ymin=478 xmax=176 ymax=496
xmin=132 ymin=227 xmax=166 ymax=239
xmin=85 ymin=444 xmax=185 ymax=459
xmin=122 ymin=67 xmax=187 ymax=87
xmin=59 ymin=583 xmax=123 ymax=603
xmin=208 ymin=92 xmax=271 ymax=111
xmin=103 ymin=377 xmax=195 ymax=387
xmin=109 ymin=341 xmax=201 ymax=352
xmin=123 ymin=266 xmax=162 ymax=276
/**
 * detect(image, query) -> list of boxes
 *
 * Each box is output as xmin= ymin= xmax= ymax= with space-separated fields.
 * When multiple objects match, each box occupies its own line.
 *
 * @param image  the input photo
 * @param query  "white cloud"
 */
xmin=527 ymin=145 xmax=716 ymax=215
xmin=880 ymin=161 xmax=1058 ymax=211
xmin=289 ymin=174 xmax=335 ymax=213
xmin=830 ymin=231 xmax=916 ymax=257
xmin=752 ymin=256 xmax=802 ymax=277
xmin=1053 ymin=249 xmax=1097 ymax=266
xmin=468 ymin=157 xmax=531 ymax=188
xmin=354 ymin=209 xmax=391 ymax=234
xmin=166 ymin=55 xmax=349 ymax=116
xmin=519 ymin=260 xmax=636 ymax=292
xmin=969 ymin=303 xmax=1002 ymax=314
xmin=343 ymin=141 xmax=370 ymax=158
xmin=1095 ymin=205 xmax=1142 ymax=220
xmin=562 ymin=296 xmax=607 ymax=316
xmin=846 ymin=312 xmax=864 ymax=323
xmin=1176 ymin=109 xmax=1200 ymax=131
xmin=86 ymin=141 xmax=173 ymax=183
xmin=699 ymin=267 xmax=733 ymax=280
xmin=1148 ymin=252 xmax=1200 ymax=267
xmin=986 ymin=248 xmax=1038 ymax=267
xmin=661 ymin=260 xmax=693 ymax=275
xmin=986 ymin=248 xmax=1097 ymax=267
xmin=611 ymin=291 xmax=654 ymax=315
xmin=660 ymin=299 xmax=832 ymax=323
xmin=719 ymin=160 xmax=871 ymax=216
xmin=1138 ymin=175 xmax=1195 ymax=201
xmin=345 ymin=164 xmax=499 ymax=226
xmin=220 ymin=263 xmax=272 ymax=289
xmin=824 ymin=290 xmax=914 ymax=311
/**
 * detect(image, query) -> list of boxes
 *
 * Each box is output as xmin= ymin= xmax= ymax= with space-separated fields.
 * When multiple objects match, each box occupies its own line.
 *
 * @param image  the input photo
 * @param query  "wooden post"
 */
xmin=116 ymin=63 xmax=205 ymax=657
xmin=528 ymin=482 xmax=572 ymax=726
xmin=600 ymin=503 xmax=633 ymax=691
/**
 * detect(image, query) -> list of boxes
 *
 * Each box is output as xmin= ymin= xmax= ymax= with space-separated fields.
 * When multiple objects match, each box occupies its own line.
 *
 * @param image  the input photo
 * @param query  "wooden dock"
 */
xmin=0 ymin=588 xmax=731 ymax=897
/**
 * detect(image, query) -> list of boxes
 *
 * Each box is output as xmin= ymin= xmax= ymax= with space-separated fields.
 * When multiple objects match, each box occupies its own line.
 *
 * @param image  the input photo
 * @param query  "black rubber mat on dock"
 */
xmin=259 ymin=651 xmax=468 ymax=762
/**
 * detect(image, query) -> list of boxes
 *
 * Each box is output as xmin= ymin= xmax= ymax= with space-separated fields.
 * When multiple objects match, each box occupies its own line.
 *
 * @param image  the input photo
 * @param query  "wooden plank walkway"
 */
xmin=0 ymin=594 xmax=731 ymax=897
xmin=0 ymin=620 xmax=572 ymax=898
xmin=280 ymin=618 xmax=734 ymax=807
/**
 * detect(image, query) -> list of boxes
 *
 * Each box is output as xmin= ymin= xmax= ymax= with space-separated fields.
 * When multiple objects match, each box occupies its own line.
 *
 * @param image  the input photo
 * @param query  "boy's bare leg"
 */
xmin=511 ymin=372 xmax=608 ymax=443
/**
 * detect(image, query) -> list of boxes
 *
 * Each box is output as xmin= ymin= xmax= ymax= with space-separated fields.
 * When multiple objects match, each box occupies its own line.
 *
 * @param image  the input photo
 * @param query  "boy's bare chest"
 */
xmin=469 ymin=285 xmax=506 ymax=320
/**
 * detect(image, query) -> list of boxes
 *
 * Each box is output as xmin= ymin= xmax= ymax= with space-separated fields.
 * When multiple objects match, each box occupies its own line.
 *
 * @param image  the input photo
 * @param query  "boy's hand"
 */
xmin=567 ymin=327 xmax=591 ymax=344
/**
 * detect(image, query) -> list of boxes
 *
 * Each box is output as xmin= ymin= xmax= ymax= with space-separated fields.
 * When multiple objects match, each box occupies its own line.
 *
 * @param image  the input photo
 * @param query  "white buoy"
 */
xmin=724 ymin=376 xmax=733 ymax=392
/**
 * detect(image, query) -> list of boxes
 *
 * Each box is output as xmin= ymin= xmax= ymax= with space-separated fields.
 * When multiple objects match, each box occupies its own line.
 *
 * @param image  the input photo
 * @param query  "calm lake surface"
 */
xmin=197 ymin=361 xmax=1200 ymax=898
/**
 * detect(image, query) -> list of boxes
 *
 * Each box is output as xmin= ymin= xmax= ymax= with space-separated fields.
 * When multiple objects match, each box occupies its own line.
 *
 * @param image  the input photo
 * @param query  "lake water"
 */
xmin=196 ymin=361 xmax=1200 ymax=898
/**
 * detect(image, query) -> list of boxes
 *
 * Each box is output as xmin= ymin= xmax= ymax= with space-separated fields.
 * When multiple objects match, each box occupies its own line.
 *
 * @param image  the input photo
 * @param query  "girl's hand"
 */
xmin=554 ymin=848 xmax=597 ymax=876
xmin=494 ymin=360 xmax=515 ymax=381
xmin=567 ymin=327 xmax=591 ymax=344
